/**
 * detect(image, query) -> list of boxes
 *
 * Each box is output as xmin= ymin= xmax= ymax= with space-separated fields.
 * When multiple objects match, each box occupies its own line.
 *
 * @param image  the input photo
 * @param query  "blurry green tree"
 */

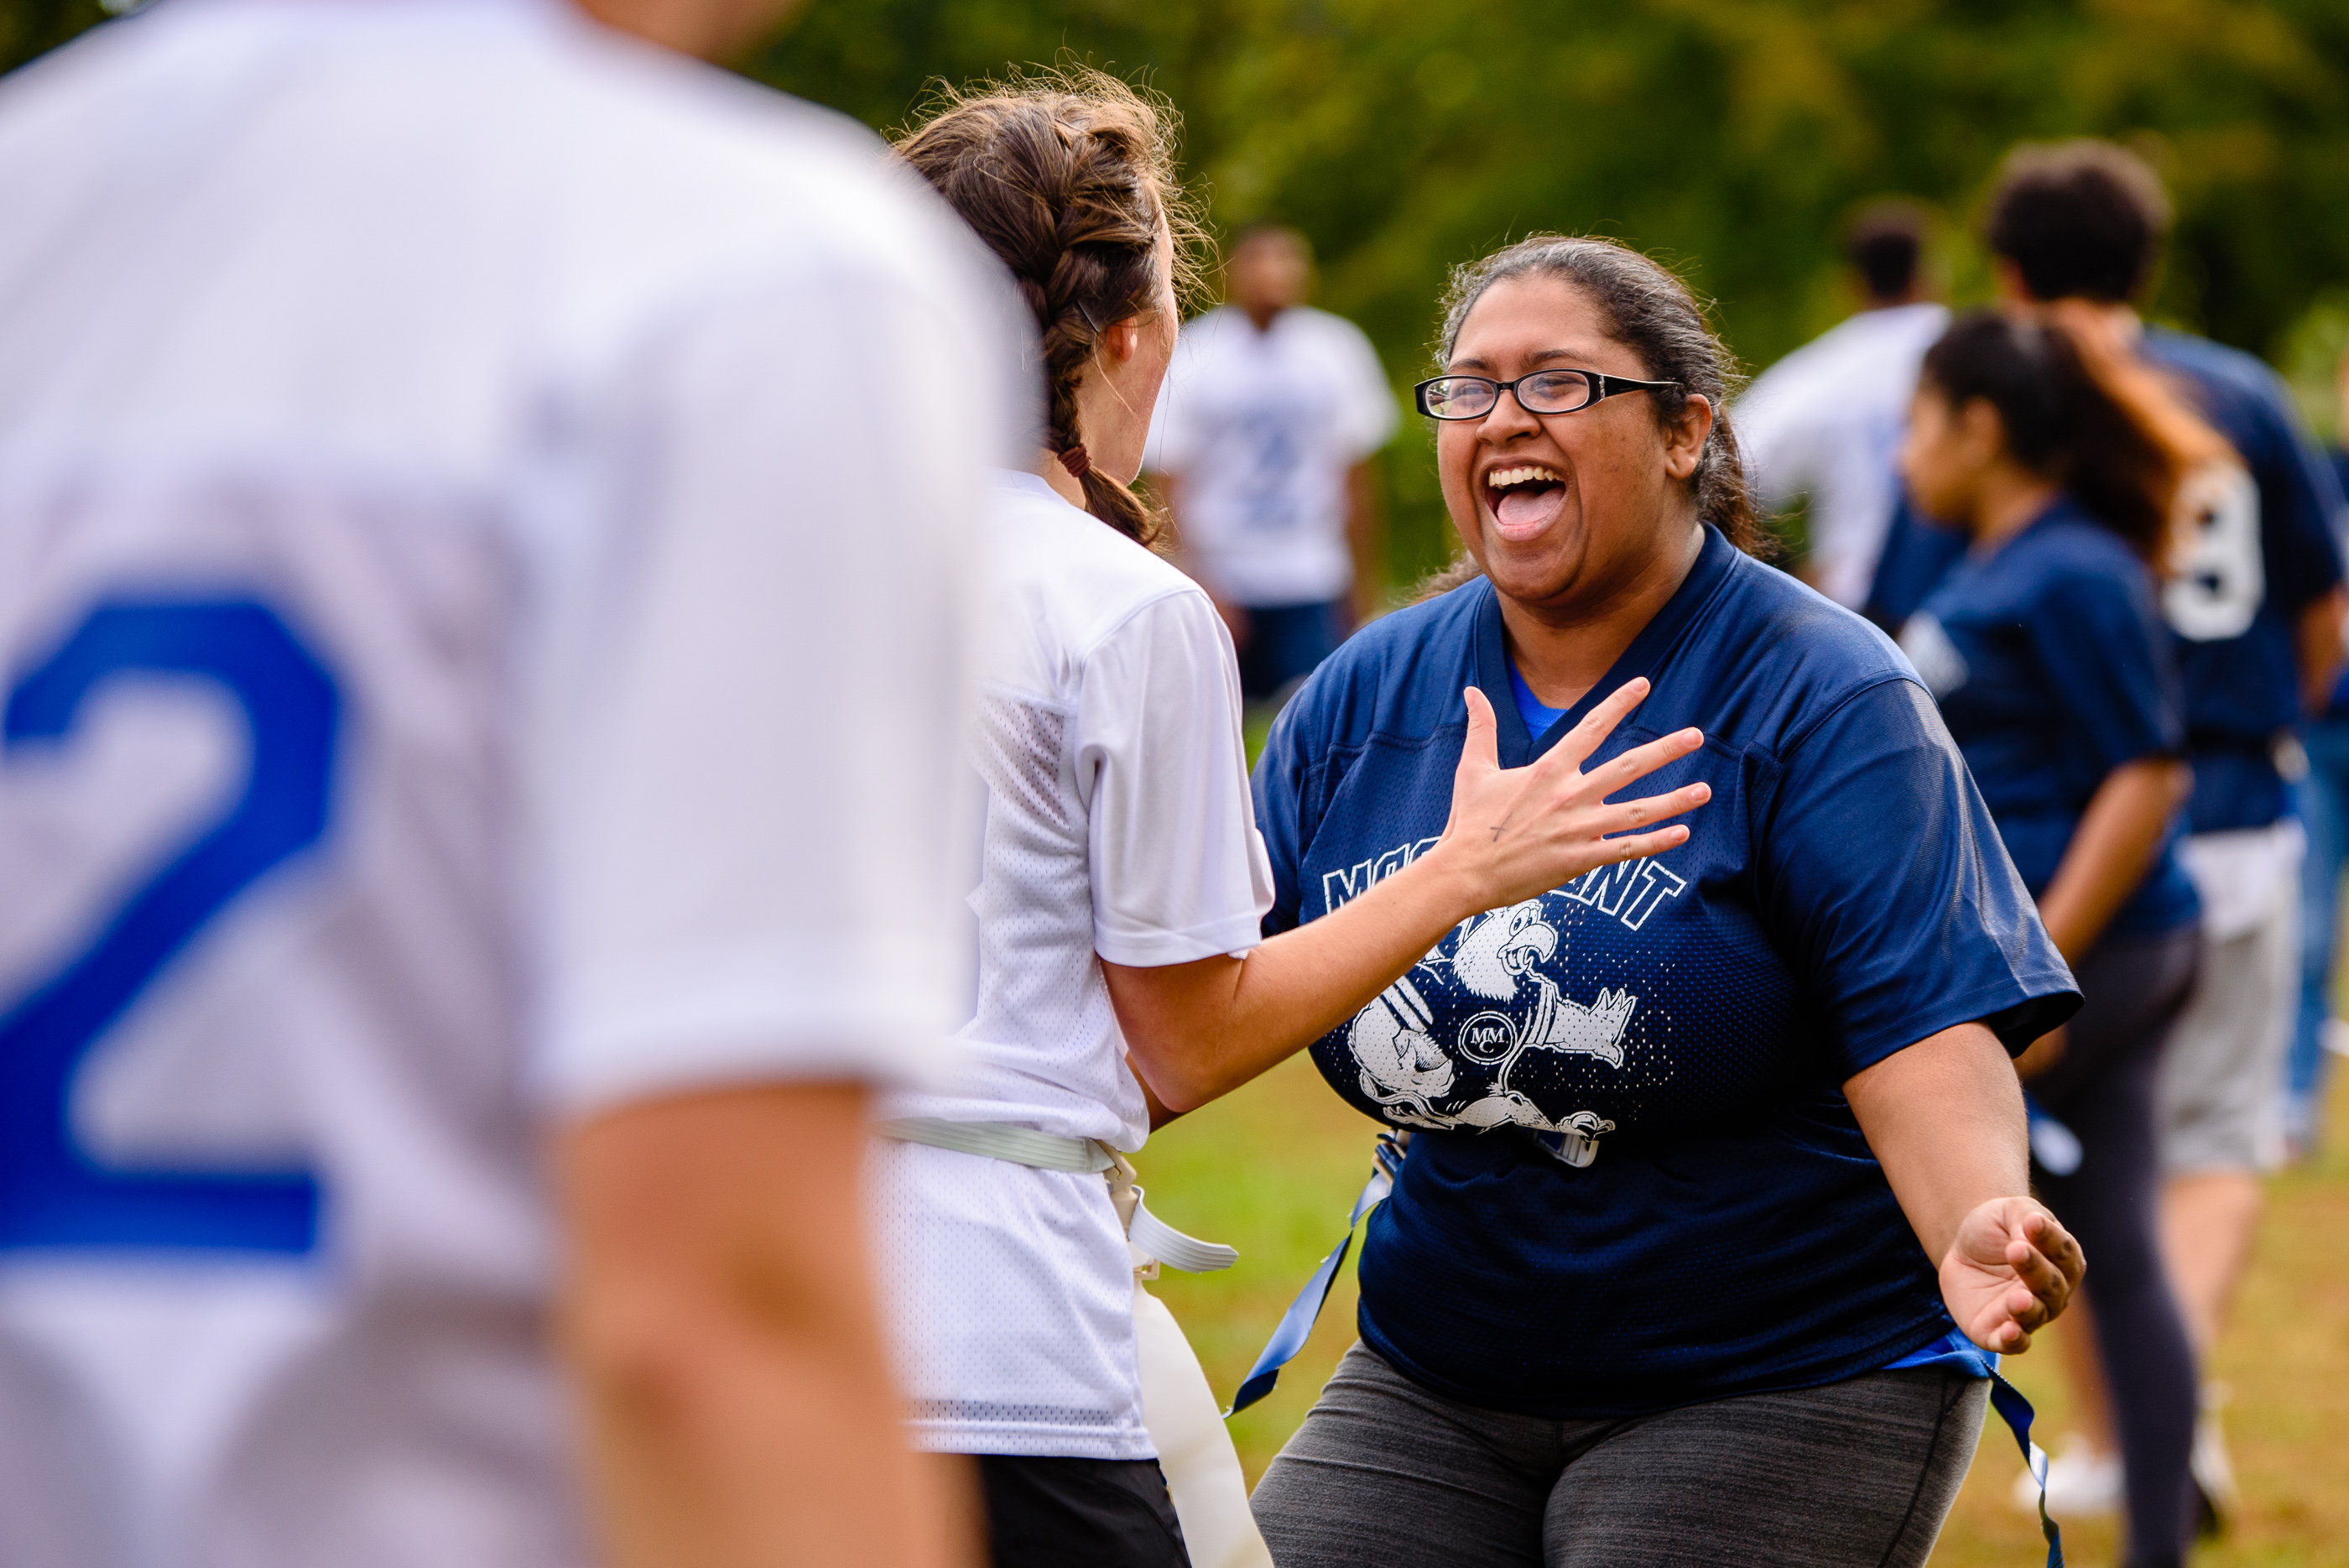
xmin=747 ymin=0 xmax=2349 ymax=579
xmin=10 ymin=1 xmax=2345 ymax=576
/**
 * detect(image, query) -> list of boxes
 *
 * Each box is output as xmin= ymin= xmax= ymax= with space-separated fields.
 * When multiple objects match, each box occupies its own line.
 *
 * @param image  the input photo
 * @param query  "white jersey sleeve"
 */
xmin=1077 ymin=590 xmax=1274 ymax=966
xmin=540 ymin=263 xmax=997 ymax=1113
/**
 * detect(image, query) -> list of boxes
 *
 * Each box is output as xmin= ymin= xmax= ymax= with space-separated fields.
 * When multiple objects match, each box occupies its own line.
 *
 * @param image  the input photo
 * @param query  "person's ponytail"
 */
xmin=1919 ymin=308 xmax=2233 ymax=564
xmin=896 ymin=71 xmax=1196 ymax=548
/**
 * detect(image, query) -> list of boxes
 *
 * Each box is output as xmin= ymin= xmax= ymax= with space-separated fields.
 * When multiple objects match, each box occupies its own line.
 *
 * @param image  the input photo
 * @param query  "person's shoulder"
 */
xmin=1274 ymin=578 xmax=1487 ymax=751
xmin=1289 ymin=305 xmax=1379 ymax=351
xmin=1687 ymin=548 xmax=1922 ymax=743
xmin=1742 ymin=304 xmax=1946 ymax=404
xmin=2139 ymin=327 xmax=2290 ymax=426
xmin=987 ymin=473 xmax=1209 ymax=649
xmin=1176 ymin=306 xmax=1246 ymax=352
xmin=2007 ymin=504 xmax=2156 ymax=602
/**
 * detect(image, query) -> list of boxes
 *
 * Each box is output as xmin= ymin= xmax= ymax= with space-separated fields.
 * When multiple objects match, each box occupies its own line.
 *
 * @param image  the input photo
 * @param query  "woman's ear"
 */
xmin=1955 ymin=396 xmax=2007 ymax=466
xmin=1102 ymin=316 xmax=1144 ymax=366
xmin=1663 ymin=393 xmax=1713 ymax=481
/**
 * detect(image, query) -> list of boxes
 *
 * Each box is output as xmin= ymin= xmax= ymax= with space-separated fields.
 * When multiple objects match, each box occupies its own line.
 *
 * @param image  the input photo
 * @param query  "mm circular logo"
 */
xmin=1458 ymin=1011 xmax=1516 ymax=1064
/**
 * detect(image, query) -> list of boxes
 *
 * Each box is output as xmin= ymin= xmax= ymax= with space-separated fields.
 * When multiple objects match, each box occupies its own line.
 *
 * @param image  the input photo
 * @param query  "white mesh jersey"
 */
xmin=0 ymin=2 xmax=1015 ymax=1564
xmin=878 ymin=471 xmax=1273 ymax=1459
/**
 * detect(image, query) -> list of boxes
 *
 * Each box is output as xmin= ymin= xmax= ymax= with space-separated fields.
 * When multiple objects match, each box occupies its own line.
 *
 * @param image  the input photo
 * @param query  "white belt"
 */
xmin=878 ymin=1117 xmax=1238 ymax=1274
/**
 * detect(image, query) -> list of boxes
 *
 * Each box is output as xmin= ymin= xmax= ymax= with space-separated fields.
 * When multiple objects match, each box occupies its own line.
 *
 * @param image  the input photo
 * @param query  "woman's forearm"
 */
xmin=2035 ymin=756 xmax=2190 ymax=962
xmin=1843 ymin=1023 xmax=2029 ymax=1263
xmin=1845 ymin=1023 xmax=2086 ymax=1351
xmin=1104 ymin=846 xmax=1497 ymax=1112
xmin=1107 ymin=680 xmax=1709 ymax=1114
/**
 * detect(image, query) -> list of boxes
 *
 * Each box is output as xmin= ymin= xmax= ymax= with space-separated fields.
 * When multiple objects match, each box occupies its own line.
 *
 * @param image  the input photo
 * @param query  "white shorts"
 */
xmin=2159 ymin=824 xmax=2301 ymax=1175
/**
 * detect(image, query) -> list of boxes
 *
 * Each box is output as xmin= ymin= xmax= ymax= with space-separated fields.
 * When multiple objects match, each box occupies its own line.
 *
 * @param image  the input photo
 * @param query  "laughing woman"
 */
xmin=1246 ymin=236 xmax=2088 ymax=1568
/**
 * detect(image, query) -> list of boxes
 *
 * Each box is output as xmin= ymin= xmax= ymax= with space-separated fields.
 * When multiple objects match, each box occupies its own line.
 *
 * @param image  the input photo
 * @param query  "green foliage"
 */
xmin=13 ymin=1 xmax=2345 ymax=575
xmin=751 ymin=0 xmax=2349 ymax=581
xmin=0 ymin=0 xmax=109 ymax=76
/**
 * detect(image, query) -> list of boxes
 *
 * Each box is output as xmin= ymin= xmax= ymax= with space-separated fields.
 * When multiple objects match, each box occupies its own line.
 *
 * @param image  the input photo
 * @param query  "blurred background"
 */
xmin=743 ymin=0 xmax=2349 ymax=591
xmin=13 ymin=0 xmax=2346 ymax=587
xmin=8 ymin=2 xmax=2346 ymax=1562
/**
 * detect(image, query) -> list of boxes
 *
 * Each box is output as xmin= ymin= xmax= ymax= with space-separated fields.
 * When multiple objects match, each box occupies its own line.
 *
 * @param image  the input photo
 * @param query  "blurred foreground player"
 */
xmin=0 ymin=1 xmax=1016 ymax=1565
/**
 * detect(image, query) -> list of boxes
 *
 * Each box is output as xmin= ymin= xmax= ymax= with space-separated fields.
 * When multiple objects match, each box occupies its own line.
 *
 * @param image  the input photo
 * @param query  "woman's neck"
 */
xmin=1967 ymin=466 xmax=2062 ymax=556
xmin=1503 ymin=520 xmax=1705 ymax=711
xmin=1038 ymin=454 xmax=1087 ymax=509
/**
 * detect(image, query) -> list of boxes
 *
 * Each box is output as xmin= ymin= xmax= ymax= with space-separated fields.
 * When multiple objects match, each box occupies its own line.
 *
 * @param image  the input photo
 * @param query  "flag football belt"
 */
xmin=1230 ymin=1133 xmax=2065 ymax=1568
xmin=877 ymin=1117 xmax=1238 ymax=1274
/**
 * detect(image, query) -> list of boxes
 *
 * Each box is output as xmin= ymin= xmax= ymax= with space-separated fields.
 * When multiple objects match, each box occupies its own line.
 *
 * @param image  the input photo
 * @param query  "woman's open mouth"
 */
xmin=1484 ymin=463 xmax=1568 ymax=540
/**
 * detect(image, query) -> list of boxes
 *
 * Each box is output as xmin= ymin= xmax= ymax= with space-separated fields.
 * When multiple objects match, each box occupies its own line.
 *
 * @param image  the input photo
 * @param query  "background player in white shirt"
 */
xmin=889 ymin=72 xmax=1712 ymax=1568
xmin=1737 ymin=201 xmax=1951 ymax=609
xmin=0 ymin=1 xmax=1019 ymax=1564
xmin=1146 ymin=227 xmax=1399 ymax=704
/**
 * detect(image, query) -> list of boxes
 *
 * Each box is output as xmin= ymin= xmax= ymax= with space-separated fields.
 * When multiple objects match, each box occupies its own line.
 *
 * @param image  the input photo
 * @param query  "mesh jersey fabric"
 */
xmin=877 ymin=471 xmax=1273 ymax=1459
xmin=1252 ymin=526 xmax=2080 ymax=1417
xmin=0 ymin=2 xmax=1018 ymax=1562
xmin=1143 ymin=305 xmax=1398 ymax=607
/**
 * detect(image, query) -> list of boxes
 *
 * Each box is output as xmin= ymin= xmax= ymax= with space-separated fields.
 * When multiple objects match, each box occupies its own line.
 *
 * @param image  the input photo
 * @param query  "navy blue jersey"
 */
xmin=1906 ymin=497 xmax=2198 ymax=936
xmin=1253 ymin=526 xmax=2079 ymax=1417
xmin=2140 ymin=329 xmax=2347 ymax=831
xmin=1865 ymin=491 xmax=1967 ymax=633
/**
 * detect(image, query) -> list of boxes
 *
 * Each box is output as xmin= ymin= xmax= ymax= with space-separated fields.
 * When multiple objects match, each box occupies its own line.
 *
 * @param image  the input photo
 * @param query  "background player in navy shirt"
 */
xmin=1876 ymin=142 xmax=2349 ymax=1523
xmin=2287 ymin=344 xmax=2349 ymax=1160
xmin=1247 ymin=235 xmax=2086 ymax=1568
xmin=1898 ymin=308 xmax=2217 ymax=1568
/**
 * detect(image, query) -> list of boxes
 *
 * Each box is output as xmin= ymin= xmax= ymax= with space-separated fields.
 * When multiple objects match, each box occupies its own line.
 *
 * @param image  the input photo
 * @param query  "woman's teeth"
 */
xmin=1488 ymin=463 xmax=1567 ymax=533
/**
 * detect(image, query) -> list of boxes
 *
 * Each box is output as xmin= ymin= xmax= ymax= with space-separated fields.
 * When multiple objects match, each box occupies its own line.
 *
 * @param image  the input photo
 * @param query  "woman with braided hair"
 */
xmin=878 ymin=76 xmax=1711 ymax=1567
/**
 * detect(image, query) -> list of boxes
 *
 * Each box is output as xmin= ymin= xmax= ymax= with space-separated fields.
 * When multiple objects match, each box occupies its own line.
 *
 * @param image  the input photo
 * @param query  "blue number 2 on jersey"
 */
xmin=0 ymin=599 xmax=341 ymax=1256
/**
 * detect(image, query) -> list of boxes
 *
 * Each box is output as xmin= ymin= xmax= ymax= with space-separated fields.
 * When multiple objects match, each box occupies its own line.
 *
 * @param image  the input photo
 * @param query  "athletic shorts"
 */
xmin=1235 ymin=599 xmax=1343 ymax=703
xmin=1250 ymin=1342 xmax=1987 ymax=1568
xmin=2161 ymin=826 xmax=2300 ymax=1175
xmin=977 ymin=1454 xmax=1189 ymax=1568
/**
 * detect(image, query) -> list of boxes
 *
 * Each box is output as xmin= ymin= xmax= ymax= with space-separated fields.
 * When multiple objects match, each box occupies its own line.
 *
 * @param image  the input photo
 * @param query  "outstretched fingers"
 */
xmin=1587 ymin=780 xmax=1712 ymax=838
xmin=1586 ymin=727 xmax=1707 ymax=801
xmin=1456 ymin=686 xmax=1500 ymax=779
xmin=1539 ymin=676 xmax=1652 ymax=774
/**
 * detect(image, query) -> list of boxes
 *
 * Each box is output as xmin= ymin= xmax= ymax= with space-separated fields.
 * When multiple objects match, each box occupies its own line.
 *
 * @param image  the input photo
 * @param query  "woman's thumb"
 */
xmin=1458 ymin=685 xmax=1499 ymax=776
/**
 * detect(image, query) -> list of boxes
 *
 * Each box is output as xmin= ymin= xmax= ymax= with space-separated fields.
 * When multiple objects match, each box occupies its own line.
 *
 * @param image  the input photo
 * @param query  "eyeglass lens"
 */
xmin=1425 ymin=370 xmax=1597 ymax=419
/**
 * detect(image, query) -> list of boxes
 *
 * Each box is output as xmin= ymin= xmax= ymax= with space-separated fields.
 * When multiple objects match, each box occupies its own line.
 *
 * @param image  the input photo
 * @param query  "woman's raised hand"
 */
xmin=1430 ymin=678 xmax=1711 ymax=913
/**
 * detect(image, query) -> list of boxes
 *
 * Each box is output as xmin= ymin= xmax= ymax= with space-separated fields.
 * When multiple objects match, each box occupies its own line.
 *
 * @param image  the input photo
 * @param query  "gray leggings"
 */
xmin=1251 ymin=1342 xmax=1987 ymax=1568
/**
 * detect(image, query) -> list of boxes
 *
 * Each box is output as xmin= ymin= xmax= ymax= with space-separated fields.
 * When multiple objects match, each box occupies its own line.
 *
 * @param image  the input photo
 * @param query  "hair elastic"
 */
xmin=1058 ymin=444 xmax=1093 ymax=479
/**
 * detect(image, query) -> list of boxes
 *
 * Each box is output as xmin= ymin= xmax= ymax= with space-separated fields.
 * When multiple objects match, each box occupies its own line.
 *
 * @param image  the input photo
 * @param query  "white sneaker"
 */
xmin=2012 ymin=1435 xmax=2122 ymax=1519
xmin=2190 ymin=1383 xmax=2238 ymax=1532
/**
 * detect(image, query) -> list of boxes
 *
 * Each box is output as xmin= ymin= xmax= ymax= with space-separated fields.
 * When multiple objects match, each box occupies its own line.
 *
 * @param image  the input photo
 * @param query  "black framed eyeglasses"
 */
xmin=1413 ymin=368 xmax=1681 ymax=421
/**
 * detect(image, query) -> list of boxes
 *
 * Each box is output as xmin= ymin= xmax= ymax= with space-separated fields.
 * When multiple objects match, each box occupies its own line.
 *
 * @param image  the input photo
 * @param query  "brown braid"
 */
xmin=894 ymin=70 xmax=1201 ymax=547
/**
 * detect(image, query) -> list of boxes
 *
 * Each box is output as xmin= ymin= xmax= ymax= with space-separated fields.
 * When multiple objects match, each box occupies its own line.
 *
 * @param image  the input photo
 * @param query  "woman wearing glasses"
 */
xmin=1246 ymin=235 xmax=2087 ymax=1568
xmin=880 ymin=87 xmax=1708 ymax=1567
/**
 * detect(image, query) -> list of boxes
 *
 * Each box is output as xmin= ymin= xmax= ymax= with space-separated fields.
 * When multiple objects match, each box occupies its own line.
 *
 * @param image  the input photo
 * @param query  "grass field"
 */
xmin=1137 ymin=1053 xmax=2349 ymax=1566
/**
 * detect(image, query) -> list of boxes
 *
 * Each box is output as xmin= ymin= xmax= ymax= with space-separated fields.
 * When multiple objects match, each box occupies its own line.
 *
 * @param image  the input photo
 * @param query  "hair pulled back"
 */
xmin=1421 ymin=236 xmax=1760 ymax=596
xmin=1920 ymin=308 xmax=2228 ymax=562
xmin=895 ymin=70 xmax=1196 ymax=546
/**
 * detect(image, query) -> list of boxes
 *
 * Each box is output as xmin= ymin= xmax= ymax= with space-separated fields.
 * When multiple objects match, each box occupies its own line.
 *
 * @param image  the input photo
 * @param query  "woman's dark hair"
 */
xmin=1986 ymin=140 xmax=2171 ymax=305
xmin=894 ymin=70 xmax=1201 ymax=546
xmin=1919 ymin=308 xmax=2226 ymax=560
xmin=1843 ymin=199 xmax=1929 ymax=304
xmin=1415 ymin=235 xmax=1761 ymax=597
